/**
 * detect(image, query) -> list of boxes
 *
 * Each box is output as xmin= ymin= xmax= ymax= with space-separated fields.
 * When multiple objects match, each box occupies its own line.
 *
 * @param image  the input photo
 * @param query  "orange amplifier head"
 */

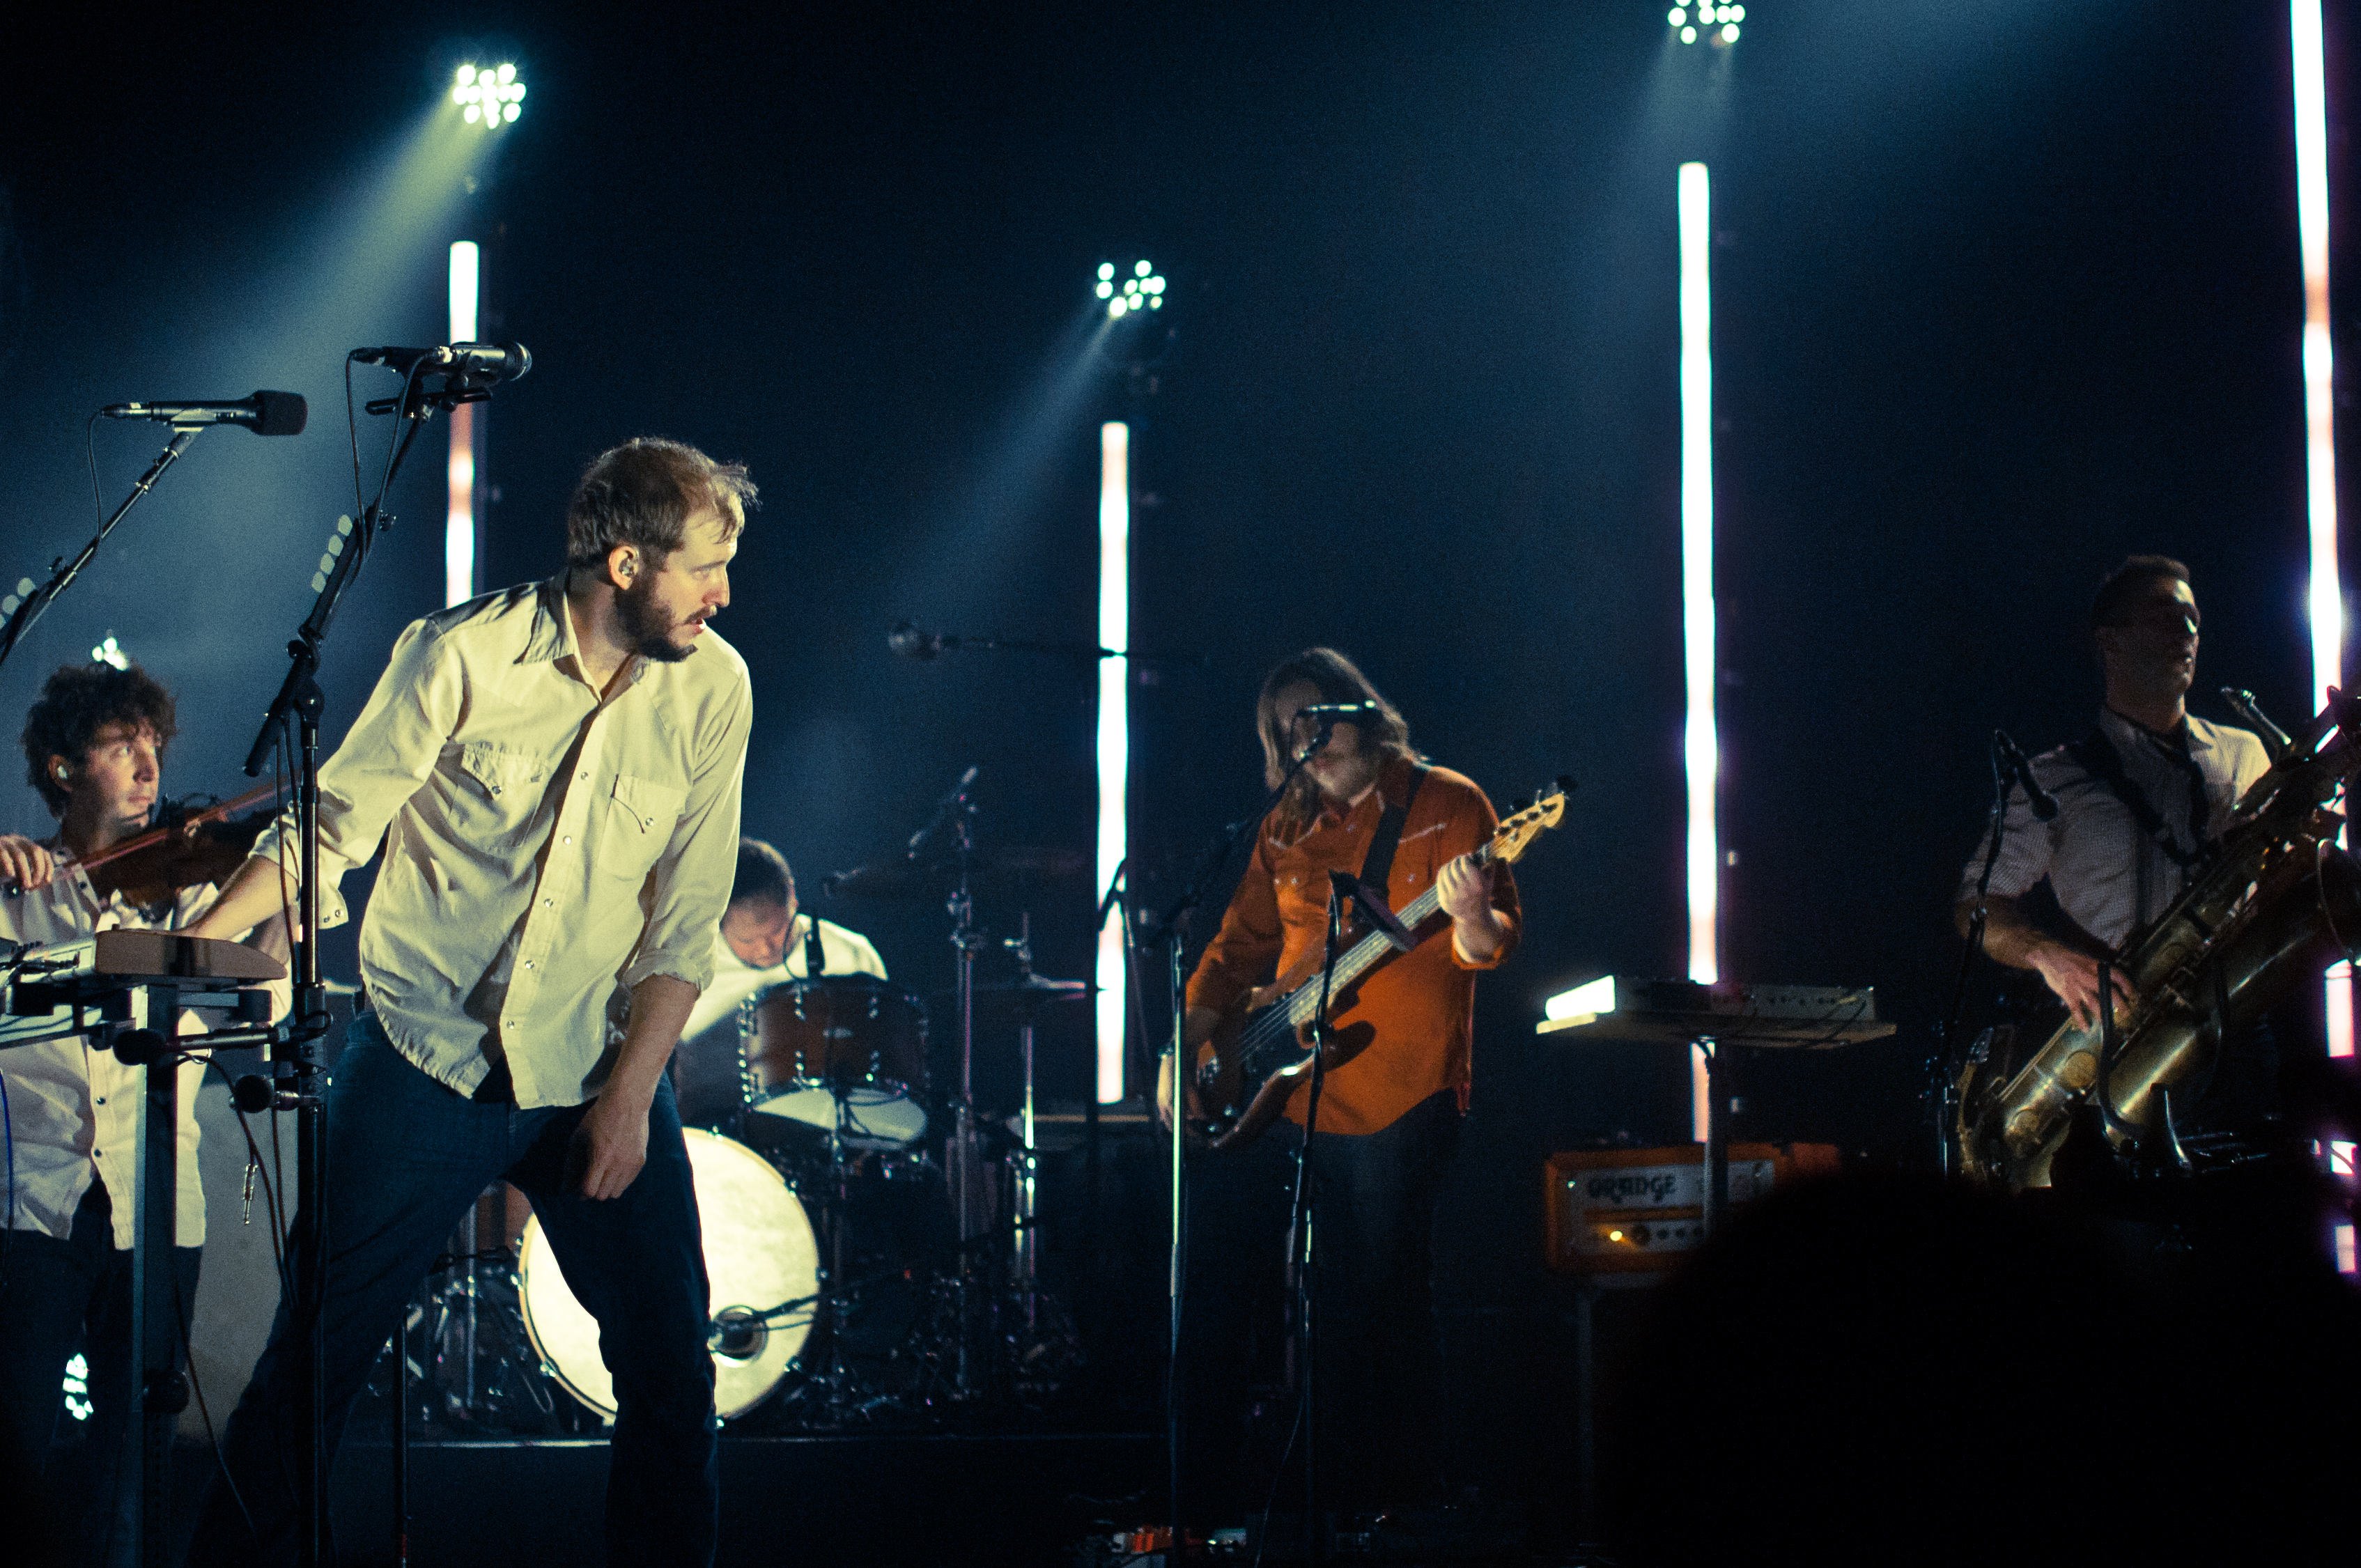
xmin=1542 ymin=1142 xmax=1840 ymax=1275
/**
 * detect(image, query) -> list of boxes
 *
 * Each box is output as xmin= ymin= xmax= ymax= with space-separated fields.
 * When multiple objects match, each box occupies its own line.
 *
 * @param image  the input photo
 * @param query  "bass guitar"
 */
xmin=1194 ymin=780 xmax=1572 ymax=1149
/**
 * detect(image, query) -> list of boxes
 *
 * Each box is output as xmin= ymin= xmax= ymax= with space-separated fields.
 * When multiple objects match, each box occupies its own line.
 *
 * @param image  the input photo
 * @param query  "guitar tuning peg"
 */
xmin=1510 ymin=796 xmax=1532 ymax=814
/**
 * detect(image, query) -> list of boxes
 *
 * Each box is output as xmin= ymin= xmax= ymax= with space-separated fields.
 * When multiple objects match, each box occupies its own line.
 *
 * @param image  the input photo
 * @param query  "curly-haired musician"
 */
xmin=183 ymin=438 xmax=754 ymax=1567
xmin=1 ymin=662 xmax=285 ymax=1565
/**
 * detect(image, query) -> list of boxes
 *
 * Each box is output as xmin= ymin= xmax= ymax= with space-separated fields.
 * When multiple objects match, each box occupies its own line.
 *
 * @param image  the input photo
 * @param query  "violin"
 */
xmin=52 ymin=782 xmax=284 ymax=908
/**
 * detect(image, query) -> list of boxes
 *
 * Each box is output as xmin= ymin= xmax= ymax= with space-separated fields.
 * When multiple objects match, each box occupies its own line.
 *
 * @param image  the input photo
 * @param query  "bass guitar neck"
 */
xmin=1193 ymin=779 xmax=1572 ymax=1150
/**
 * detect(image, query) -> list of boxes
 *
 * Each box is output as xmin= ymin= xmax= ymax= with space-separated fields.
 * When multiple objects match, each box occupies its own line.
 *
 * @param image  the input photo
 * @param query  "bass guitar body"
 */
xmin=1192 ymin=782 xmax=1572 ymax=1151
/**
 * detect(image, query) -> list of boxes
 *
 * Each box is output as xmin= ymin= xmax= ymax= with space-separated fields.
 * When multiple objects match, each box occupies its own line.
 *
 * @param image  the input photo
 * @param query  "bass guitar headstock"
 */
xmin=1493 ymin=775 xmax=1574 ymax=864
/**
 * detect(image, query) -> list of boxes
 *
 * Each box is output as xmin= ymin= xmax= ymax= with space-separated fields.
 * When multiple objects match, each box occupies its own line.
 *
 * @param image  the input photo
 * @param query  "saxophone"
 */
xmin=1956 ymin=690 xmax=2361 ymax=1191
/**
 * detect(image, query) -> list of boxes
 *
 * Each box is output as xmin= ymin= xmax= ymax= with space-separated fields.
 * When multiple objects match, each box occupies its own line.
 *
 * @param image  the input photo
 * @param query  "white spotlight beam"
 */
xmin=445 ymin=242 xmax=480 ymax=609
xmin=1097 ymin=422 xmax=1131 ymax=1103
xmin=2292 ymin=2 xmax=2348 ymax=1062
xmin=1680 ymin=161 xmax=1717 ymax=1141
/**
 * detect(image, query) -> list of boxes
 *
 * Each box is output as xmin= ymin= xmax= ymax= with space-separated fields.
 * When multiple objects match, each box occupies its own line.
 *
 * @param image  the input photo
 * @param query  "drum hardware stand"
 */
xmin=908 ymin=767 xmax=999 ymax=1398
xmin=1144 ymin=724 xmax=1336 ymax=1561
xmin=984 ymin=918 xmax=1092 ymax=1398
xmin=1005 ymin=915 xmax=1043 ymax=1321
xmin=786 ymin=1099 xmax=874 ymax=1421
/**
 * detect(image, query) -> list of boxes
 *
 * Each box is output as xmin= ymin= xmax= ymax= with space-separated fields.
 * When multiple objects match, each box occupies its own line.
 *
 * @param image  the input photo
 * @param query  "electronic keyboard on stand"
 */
xmin=3 ymin=928 xmax=287 ymax=1568
xmin=1538 ymin=977 xmax=1894 ymax=1237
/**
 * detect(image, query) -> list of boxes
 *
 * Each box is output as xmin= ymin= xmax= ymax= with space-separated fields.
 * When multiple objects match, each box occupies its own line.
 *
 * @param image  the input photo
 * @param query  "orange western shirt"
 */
xmin=1186 ymin=755 xmax=1520 ymax=1135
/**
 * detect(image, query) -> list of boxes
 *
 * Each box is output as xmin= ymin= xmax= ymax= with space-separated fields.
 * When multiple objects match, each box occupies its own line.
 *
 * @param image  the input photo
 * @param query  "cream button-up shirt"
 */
xmin=0 ymin=862 xmax=220 ymax=1249
xmin=254 ymin=577 xmax=751 ymax=1108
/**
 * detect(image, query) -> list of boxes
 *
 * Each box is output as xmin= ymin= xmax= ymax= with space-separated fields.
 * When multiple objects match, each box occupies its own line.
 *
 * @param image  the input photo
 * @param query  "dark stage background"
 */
xmin=1 ymin=0 xmax=2351 ymax=1506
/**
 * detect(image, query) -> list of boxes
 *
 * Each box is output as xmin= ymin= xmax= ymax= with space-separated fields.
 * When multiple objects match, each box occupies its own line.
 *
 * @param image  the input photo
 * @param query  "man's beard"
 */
xmin=614 ymin=574 xmax=697 ymax=664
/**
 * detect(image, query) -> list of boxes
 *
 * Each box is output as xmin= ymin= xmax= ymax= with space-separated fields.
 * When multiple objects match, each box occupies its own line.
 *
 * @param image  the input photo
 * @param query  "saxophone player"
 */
xmin=1953 ymin=554 xmax=2277 ymax=1132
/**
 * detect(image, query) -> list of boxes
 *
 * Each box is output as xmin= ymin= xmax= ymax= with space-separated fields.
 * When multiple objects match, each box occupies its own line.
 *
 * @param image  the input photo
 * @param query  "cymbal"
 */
xmin=821 ymin=846 xmax=1090 ymax=900
xmin=980 ymin=846 xmax=1090 ymax=879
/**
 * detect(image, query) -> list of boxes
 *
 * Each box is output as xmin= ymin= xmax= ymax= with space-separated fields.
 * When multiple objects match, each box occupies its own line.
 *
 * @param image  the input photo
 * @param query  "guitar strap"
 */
xmin=2064 ymin=728 xmax=2208 ymax=877
xmin=1355 ymin=763 xmax=1427 ymax=903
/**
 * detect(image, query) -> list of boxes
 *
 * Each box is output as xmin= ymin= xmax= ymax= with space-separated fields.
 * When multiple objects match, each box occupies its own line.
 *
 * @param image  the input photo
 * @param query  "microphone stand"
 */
xmin=888 ymin=622 xmax=1206 ymax=674
xmin=235 ymin=359 xmax=467 ymax=1568
xmin=0 ymin=425 xmax=206 ymax=674
xmin=1290 ymin=878 xmax=1347 ymax=1567
xmin=1939 ymin=735 xmax=2020 ymax=1176
xmin=1145 ymin=726 xmax=1332 ymax=1560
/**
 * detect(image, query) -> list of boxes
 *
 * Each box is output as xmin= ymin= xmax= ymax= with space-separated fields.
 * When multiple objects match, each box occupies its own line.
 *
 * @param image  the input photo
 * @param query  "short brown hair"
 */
xmin=731 ymin=837 xmax=794 ymax=908
xmin=566 ymin=437 xmax=757 ymax=573
xmin=22 ymin=662 xmax=178 ymax=817
xmin=2091 ymin=554 xmax=2191 ymax=629
xmin=1254 ymin=648 xmax=1416 ymax=834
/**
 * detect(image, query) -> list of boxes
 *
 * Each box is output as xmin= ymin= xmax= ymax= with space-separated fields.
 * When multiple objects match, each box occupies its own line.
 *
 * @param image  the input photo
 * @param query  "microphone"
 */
xmin=1329 ymin=869 xmax=1416 ymax=952
xmin=1992 ymin=730 xmax=2059 ymax=822
xmin=888 ymin=622 xmax=947 ymax=660
xmin=353 ymin=343 xmax=532 ymax=384
xmin=100 ymin=391 xmax=307 ymax=436
xmin=1299 ymin=701 xmax=1378 ymax=726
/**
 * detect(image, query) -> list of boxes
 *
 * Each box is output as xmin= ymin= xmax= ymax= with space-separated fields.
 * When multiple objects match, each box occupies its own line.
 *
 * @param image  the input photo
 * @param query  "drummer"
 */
xmin=671 ymin=838 xmax=887 ymax=1125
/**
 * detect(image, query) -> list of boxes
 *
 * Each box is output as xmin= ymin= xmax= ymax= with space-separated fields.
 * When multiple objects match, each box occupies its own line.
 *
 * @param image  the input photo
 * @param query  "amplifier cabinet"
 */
xmin=1542 ymin=1142 xmax=1839 ymax=1274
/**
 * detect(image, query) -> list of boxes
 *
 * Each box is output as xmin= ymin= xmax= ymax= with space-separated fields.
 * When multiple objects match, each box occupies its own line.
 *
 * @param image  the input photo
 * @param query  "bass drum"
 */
xmin=517 ymin=1129 xmax=818 ymax=1421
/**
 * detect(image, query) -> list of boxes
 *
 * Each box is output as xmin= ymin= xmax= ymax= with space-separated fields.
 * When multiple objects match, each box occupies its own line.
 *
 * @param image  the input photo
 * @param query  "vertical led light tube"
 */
xmin=1097 ymin=422 xmax=1131 ymax=1103
xmin=2293 ymin=2 xmax=2351 ymax=1058
xmin=1679 ymin=162 xmax=1717 ymax=1138
xmin=446 ymin=242 xmax=481 ymax=609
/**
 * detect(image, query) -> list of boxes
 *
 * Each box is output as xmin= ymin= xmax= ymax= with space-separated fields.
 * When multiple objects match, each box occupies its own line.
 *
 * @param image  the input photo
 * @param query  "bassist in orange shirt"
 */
xmin=1172 ymin=647 xmax=1520 ymax=1517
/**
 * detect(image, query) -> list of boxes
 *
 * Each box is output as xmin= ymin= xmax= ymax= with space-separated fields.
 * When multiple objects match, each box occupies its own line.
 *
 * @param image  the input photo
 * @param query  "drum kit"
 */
xmin=374 ymin=782 xmax=1094 ymax=1434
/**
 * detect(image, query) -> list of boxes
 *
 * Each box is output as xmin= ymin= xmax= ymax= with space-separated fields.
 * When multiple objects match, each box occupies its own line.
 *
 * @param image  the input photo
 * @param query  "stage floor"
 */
xmin=167 ymin=1430 xmax=1159 ymax=1567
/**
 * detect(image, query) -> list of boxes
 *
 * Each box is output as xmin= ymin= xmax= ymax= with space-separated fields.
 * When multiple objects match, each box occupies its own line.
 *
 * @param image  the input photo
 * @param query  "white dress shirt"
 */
xmin=1 ymin=857 xmax=219 ymax=1248
xmin=252 ymin=577 xmax=752 ymax=1108
xmin=1961 ymin=707 xmax=2272 ymax=950
xmin=679 ymin=915 xmax=889 ymax=1043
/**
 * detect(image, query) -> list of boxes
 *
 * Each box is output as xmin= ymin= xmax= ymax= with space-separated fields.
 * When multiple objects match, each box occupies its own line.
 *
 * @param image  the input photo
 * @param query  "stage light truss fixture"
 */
xmin=1668 ymin=3 xmax=1742 ymax=45
xmin=453 ymin=63 xmax=525 ymax=126
xmin=90 ymin=633 xmax=127 ymax=670
xmin=1097 ymin=260 xmax=1166 ymax=319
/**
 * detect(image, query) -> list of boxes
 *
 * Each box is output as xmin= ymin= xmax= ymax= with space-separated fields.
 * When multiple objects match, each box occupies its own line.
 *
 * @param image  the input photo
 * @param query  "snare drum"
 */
xmin=517 ymin=1129 xmax=818 ymax=1421
xmin=741 ymin=977 xmax=930 ymax=1149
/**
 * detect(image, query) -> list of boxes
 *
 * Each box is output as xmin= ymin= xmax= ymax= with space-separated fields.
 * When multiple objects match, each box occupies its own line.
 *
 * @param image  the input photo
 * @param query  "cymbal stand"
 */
xmin=936 ymin=786 xmax=992 ymax=1397
xmin=1004 ymin=915 xmax=1041 ymax=1324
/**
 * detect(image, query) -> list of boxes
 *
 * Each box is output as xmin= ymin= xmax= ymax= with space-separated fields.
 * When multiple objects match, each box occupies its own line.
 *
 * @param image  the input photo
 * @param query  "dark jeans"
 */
xmin=188 ymin=1013 xmax=716 ymax=1567
xmin=0 ymin=1182 xmax=202 ymax=1568
xmin=1179 ymin=1087 xmax=1461 ymax=1521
